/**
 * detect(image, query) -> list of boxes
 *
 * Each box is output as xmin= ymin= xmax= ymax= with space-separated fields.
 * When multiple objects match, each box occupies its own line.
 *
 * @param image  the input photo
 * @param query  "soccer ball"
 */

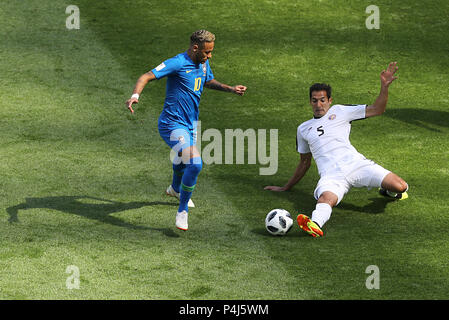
xmin=265 ymin=209 xmax=293 ymax=236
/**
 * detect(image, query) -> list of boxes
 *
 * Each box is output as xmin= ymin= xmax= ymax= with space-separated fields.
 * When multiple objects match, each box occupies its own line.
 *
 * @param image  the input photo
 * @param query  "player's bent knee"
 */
xmin=399 ymin=180 xmax=409 ymax=193
xmin=382 ymin=173 xmax=408 ymax=193
xmin=181 ymin=146 xmax=201 ymax=162
xmin=317 ymin=191 xmax=338 ymax=207
xmin=392 ymin=177 xmax=408 ymax=193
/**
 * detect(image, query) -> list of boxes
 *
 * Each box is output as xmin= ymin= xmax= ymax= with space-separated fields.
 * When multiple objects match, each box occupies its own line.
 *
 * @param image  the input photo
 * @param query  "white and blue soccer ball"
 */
xmin=265 ymin=209 xmax=293 ymax=236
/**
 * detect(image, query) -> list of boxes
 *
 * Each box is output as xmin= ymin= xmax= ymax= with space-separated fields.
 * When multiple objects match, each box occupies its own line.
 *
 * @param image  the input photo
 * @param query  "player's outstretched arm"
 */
xmin=264 ymin=153 xmax=312 ymax=192
xmin=125 ymin=71 xmax=157 ymax=113
xmin=204 ymin=79 xmax=247 ymax=96
xmin=365 ymin=62 xmax=398 ymax=118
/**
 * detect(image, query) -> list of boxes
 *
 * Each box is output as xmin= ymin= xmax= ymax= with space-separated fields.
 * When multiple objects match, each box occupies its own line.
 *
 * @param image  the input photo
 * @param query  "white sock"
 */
xmin=311 ymin=203 xmax=332 ymax=228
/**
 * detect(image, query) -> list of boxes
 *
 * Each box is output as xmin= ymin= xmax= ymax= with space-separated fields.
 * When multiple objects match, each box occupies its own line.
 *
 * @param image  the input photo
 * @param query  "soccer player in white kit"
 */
xmin=265 ymin=62 xmax=408 ymax=237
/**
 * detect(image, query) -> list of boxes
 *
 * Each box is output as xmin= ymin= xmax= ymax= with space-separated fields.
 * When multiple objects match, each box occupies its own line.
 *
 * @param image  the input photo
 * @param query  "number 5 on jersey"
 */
xmin=317 ymin=126 xmax=324 ymax=136
xmin=194 ymin=77 xmax=202 ymax=91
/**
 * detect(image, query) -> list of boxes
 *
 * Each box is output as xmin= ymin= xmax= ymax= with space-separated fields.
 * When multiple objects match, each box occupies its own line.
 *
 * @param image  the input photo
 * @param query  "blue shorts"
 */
xmin=158 ymin=124 xmax=197 ymax=154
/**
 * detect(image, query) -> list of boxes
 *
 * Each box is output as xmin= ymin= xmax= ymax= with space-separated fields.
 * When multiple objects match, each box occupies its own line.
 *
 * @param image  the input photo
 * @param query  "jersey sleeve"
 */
xmin=151 ymin=56 xmax=182 ymax=79
xmin=337 ymin=104 xmax=367 ymax=122
xmin=296 ymin=126 xmax=310 ymax=154
xmin=205 ymin=61 xmax=214 ymax=82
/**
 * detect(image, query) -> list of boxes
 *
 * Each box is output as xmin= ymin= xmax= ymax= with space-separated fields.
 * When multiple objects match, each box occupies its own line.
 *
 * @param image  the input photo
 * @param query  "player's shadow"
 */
xmin=338 ymin=197 xmax=396 ymax=214
xmin=385 ymin=108 xmax=449 ymax=132
xmin=6 ymin=196 xmax=179 ymax=237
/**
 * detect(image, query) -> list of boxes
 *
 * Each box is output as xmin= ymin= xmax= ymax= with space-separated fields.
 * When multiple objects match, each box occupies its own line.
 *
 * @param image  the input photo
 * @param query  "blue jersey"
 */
xmin=152 ymin=51 xmax=214 ymax=130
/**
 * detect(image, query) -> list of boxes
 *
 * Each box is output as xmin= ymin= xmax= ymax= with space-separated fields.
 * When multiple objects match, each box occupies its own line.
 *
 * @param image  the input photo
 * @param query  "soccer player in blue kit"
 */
xmin=126 ymin=30 xmax=247 ymax=231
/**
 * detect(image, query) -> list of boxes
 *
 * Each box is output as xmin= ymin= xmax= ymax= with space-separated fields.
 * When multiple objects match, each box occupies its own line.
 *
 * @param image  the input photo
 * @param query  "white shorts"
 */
xmin=314 ymin=160 xmax=391 ymax=205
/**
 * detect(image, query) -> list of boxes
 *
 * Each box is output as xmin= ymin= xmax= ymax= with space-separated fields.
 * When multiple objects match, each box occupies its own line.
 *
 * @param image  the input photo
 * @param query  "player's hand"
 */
xmin=380 ymin=62 xmax=398 ymax=87
xmin=233 ymin=85 xmax=247 ymax=96
xmin=264 ymin=186 xmax=287 ymax=192
xmin=125 ymin=98 xmax=138 ymax=114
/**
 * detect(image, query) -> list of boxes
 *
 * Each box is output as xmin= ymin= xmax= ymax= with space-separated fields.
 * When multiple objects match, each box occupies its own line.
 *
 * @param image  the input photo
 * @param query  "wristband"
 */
xmin=131 ymin=93 xmax=139 ymax=100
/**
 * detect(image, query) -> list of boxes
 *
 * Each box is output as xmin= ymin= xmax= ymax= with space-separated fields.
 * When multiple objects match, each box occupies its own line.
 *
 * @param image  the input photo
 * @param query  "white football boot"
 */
xmin=176 ymin=210 xmax=188 ymax=231
xmin=166 ymin=185 xmax=195 ymax=207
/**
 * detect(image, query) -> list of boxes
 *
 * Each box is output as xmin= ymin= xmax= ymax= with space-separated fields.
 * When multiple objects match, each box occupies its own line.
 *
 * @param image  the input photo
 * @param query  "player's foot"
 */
xmin=379 ymin=188 xmax=408 ymax=200
xmin=166 ymin=185 xmax=195 ymax=207
xmin=176 ymin=210 xmax=188 ymax=231
xmin=297 ymin=214 xmax=323 ymax=238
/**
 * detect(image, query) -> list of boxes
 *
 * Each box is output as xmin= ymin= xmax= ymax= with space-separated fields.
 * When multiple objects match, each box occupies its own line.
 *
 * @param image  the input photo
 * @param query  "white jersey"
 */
xmin=296 ymin=104 xmax=368 ymax=177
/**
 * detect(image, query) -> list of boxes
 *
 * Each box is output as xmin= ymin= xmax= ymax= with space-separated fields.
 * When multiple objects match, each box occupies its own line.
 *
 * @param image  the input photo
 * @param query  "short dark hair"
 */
xmin=309 ymin=83 xmax=332 ymax=100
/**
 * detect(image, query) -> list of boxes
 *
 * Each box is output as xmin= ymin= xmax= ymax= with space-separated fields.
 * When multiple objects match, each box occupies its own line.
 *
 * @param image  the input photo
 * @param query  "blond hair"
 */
xmin=190 ymin=30 xmax=215 ymax=47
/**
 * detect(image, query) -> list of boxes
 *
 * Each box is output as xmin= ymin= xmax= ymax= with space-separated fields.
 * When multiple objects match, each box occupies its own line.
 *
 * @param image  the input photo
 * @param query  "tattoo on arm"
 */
xmin=205 ymin=79 xmax=232 ymax=92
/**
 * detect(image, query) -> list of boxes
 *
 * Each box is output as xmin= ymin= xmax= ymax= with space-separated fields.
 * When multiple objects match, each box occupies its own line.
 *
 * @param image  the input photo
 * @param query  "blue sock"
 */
xmin=178 ymin=157 xmax=202 ymax=213
xmin=171 ymin=162 xmax=186 ymax=193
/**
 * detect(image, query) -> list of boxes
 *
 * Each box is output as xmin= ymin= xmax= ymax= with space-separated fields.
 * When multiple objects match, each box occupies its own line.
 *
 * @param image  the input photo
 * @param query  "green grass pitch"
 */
xmin=0 ymin=0 xmax=448 ymax=300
